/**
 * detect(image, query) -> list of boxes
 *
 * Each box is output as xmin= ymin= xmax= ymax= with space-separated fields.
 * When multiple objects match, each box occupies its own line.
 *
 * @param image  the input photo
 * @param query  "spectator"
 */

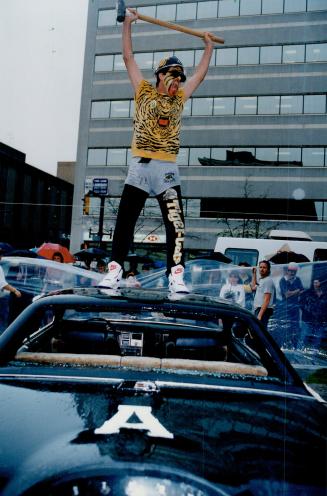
xmin=238 ymin=261 xmax=254 ymax=310
xmin=96 ymin=260 xmax=107 ymax=274
xmin=0 ymin=248 xmax=21 ymax=298
xmin=300 ymin=277 xmax=327 ymax=350
xmin=219 ymin=270 xmax=245 ymax=307
xmin=251 ymin=260 xmax=275 ymax=329
xmin=0 ymin=248 xmax=22 ymax=330
xmin=279 ymin=262 xmax=304 ymax=347
xmin=52 ymin=252 xmax=64 ymax=263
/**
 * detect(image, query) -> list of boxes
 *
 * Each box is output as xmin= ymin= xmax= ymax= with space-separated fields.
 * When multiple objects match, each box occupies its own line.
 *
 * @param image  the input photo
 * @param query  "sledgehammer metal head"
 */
xmin=116 ymin=0 xmax=126 ymax=22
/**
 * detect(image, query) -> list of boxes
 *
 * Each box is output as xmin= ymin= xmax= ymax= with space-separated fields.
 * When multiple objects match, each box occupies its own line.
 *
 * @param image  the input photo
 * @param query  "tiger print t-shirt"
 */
xmin=131 ymin=80 xmax=185 ymax=162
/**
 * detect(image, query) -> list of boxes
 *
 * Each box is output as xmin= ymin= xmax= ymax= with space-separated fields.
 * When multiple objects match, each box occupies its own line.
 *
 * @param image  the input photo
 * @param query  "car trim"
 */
xmin=13 ymin=351 xmax=269 ymax=377
xmin=0 ymin=372 xmax=318 ymax=402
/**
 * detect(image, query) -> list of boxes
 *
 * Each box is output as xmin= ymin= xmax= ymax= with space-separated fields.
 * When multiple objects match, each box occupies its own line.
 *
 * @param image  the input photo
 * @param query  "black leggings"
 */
xmin=111 ymin=184 xmax=185 ymax=275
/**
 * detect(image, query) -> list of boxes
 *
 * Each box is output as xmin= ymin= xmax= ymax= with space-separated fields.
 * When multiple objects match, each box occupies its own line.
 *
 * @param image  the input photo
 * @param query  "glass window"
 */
xmin=211 ymin=148 xmax=232 ymax=161
xmin=143 ymin=198 xmax=161 ymax=217
xmin=306 ymin=43 xmax=327 ymax=62
xmin=95 ymin=55 xmax=113 ymax=72
xmin=307 ymin=0 xmax=327 ymax=11
xmin=216 ymin=47 xmax=237 ymax=65
xmin=284 ymin=0 xmax=307 ymax=12
xmin=127 ymin=149 xmax=133 ymax=164
xmin=156 ymin=4 xmax=176 ymax=20
xmin=113 ymin=54 xmax=125 ymax=71
xmin=278 ymin=148 xmax=301 ymax=163
xmin=189 ymin=148 xmax=211 ymax=165
xmin=176 ymin=2 xmax=197 ymax=20
xmin=175 ymin=50 xmax=194 ymax=67
xmin=302 ymin=148 xmax=325 ymax=166
xmin=110 ymin=100 xmax=130 ymax=118
xmin=282 ymin=45 xmax=305 ymax=63
xmin=255 ymin=148 xmax=278 ymax=162
xmin=183 ymin=99 xmax=192 ymax=116
xmin=304 ymin=94 xmax=326 ymax=114
xmin=91 ymin=101 xmax=110 ymax=119
xmin=238 ymin=46 xmax=259 ymax=65
xmin=137 ymin=6 xmax=156 ymax=21
xmin=192 ymin=98 xmax=213 ymax=115
xmin=260 ymin=45 xmax=282 ymax=64
xmin=197 ymin=1 xmax=218 ymax=18
xmin=195 ymin=49 xmax=215 ymax=66
xmin=240 ymin=0 xmax=261 ymax=15
xmin=280 ymin=95 xmax=303 ymax=114
xmin=262 ymin=0 xmax=283 ymax=13
xmin=214 ymin=97 xmax=235 ymax=115
xmin=88 ymin=149 xmax=107 ymax=166
xmin=218 ymin=0 xmax=239 ymax=17
xmin=98 ymin=9 xmax=116 ymax=27
xmin=130 ymin=100 xmax=135 ymax=118
xmin=177 ymin=148 xmax=189 ymax=165
xmin=258 ymin=96 xmax=280 ymax=114
xmin=134 ymin=52 xmax=153 ymax=70
xmin=106 ymin=149 xmax=127 ymax=166
xmin=185 ymin=199 xmax=201 ymax=217
xmin=236 ymin=97 xmax=257 ymax=114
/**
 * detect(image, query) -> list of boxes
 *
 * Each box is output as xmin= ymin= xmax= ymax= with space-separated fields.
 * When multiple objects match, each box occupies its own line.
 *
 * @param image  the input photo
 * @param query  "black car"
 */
xmin=0 ymin=288 xmax=326 ymax=496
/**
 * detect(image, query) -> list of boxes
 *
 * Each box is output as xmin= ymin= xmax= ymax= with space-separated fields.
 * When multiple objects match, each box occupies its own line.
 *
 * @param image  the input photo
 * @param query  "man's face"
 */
xmin=287 ymin=268 xmax=297 ymax=279
xmin=259 ymin=263 xmax=269 ymax=277
xmin=162 ymin=67 xmax=184 ymax=96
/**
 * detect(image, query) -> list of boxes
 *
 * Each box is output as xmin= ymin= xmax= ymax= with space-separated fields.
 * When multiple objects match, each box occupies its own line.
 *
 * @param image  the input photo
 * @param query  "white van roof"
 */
xmin=268 ymin=230 xmax=312 ymax=241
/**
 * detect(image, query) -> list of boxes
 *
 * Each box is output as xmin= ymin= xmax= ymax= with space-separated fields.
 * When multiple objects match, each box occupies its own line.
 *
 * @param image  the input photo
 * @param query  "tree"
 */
xmin=216 ymin=177 xmax=281 ymax=238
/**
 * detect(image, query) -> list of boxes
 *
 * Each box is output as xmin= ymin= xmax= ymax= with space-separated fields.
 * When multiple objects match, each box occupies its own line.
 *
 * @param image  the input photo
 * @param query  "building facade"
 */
xmin=70 ymin=0 xmax=327 ymax=256
xmin=0 ymin=143 xmax=73 ymax=248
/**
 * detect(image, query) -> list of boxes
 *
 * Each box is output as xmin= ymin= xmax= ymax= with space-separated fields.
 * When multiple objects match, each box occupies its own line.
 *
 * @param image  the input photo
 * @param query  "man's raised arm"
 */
xmin=183 ymin=32 xmax=214 ymax=100
xmin=122 ymin=9 xmax=143 ymax=92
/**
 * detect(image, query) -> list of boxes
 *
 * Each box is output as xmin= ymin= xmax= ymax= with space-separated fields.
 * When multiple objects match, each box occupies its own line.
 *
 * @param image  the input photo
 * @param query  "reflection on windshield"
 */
xmin=139 ymin=259 xmax=327 ymax=354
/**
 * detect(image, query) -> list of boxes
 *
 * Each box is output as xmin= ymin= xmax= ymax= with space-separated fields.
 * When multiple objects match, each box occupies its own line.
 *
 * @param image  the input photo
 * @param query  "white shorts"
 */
xmin=125 ymin=157 xmax=181 ymax=196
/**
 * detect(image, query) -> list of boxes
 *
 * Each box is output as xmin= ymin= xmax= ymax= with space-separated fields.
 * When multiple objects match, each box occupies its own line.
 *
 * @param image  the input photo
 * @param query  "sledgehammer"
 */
xmin=116 ymin=0 xmax=224 ymax=44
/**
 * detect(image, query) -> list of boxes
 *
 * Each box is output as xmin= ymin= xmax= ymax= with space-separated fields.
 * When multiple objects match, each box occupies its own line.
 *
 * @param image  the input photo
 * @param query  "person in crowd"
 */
xmin=0 ymin=248 xmax=21 ymax=299
xmin=99 ymin=8 xmax=215 ymax=294
xmin=42 ymin=251 xmax=66 ymax=292
xmin=220 ymin=270 xmax=245 ymax=307
xmin=238 ymin=261 xmax=254 ymax=310
xmin=0 ymin=247 xmax=22 ymax=330
xmin=52 ymin=252 xmax=64 ymax=263
xmin=96 ymin=260 xmax=107 ymax=274
xmin=300 ymin=277 xmax=327 ymax=350
xmin=251 ymin=260 xmax=275 ymax=329
xmin=279 ymin=262 xmax=304 ymax=347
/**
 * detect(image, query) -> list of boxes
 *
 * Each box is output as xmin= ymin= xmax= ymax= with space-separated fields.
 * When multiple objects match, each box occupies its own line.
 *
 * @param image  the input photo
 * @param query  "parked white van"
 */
xmin=214 ymin=230 xmax=327 ymax=266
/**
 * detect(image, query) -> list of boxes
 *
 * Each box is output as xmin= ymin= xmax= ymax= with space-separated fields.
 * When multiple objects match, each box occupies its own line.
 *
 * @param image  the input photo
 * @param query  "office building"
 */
xmin=70 ymin=0 xmax=327 ymax=256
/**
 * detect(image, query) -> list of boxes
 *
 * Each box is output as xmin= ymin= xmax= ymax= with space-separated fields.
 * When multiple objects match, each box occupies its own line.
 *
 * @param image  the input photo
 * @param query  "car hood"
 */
xmin=0 ymin=377 xmax=326 ymax=495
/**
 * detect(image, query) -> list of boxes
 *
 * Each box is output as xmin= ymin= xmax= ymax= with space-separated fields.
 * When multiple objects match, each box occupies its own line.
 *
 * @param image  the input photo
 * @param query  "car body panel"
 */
xmin=0 ymin=289 xmax=326 ymax=495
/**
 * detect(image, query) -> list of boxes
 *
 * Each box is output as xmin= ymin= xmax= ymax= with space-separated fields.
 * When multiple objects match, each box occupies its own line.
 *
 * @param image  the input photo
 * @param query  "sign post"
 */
xmin=92 ymin=178 xmax=109 ymax=248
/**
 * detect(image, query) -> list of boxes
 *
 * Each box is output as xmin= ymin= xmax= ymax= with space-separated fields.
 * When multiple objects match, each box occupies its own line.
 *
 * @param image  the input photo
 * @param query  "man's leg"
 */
xmin=111 ymin=184 xmax=149 ymax=265
xmin=157 ymin=186 xmax=185 ymax=276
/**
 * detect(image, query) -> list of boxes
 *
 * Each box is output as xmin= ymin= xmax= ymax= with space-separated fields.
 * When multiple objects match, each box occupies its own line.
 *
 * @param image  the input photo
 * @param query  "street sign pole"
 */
xmin=92 ymin=178 xmax=109 ymax=249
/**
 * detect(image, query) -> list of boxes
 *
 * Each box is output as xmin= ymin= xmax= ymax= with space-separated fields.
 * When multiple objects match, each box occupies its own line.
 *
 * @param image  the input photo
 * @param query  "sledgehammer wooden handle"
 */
xmin=137 ymin=13 xmax=224 ymax=44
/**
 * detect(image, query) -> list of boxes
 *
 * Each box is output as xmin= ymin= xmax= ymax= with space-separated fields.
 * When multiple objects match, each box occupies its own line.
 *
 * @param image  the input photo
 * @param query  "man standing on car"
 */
xmin=99 ymin=8 xmax=214 ymax=294
xmin=251 ymin=260 xmax=275 ymax=329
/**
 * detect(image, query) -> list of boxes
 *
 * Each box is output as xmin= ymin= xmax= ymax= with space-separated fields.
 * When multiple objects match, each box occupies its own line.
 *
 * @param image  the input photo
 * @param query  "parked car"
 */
xmin=0 ymin=288 xmax=325 ymax=495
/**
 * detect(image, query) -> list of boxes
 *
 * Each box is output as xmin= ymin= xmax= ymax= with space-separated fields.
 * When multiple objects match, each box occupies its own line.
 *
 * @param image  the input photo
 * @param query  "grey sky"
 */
xmin=0 ymin=0 xmax=88 ymax=176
